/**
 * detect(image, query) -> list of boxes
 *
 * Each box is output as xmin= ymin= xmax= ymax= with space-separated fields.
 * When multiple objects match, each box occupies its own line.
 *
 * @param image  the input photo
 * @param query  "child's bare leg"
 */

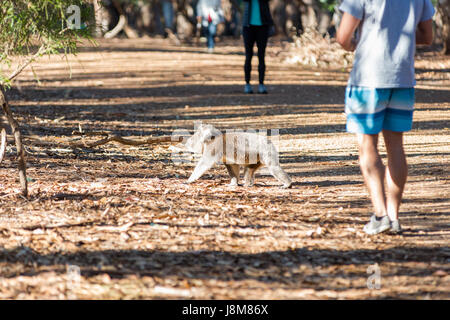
xmin=357 ymin=133 xmax=387 ymax=217
xmin=382 ymin=130 xmax=407 ymax=221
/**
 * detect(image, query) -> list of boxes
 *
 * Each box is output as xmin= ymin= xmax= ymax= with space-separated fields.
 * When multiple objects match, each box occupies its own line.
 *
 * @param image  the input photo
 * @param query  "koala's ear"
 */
xmin=193 ymin=122 xmax=204 ymax=134
xmin=200 ymin=127 xmax=220 ymax=143
xmin=200 ymin=128 xmax=214 ymax=143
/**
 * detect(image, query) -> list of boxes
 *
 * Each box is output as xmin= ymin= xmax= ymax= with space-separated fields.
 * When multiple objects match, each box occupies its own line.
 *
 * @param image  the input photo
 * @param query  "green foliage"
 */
xmin=318 ymin=0 xmax=338 ymax=12
xmin=0 ymin=0 xmax=94 ymax=86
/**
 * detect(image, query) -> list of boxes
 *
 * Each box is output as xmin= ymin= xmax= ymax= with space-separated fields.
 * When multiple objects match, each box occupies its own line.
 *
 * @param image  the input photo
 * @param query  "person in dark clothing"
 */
xmin=242 ymin=0 xmax=273 ymax=94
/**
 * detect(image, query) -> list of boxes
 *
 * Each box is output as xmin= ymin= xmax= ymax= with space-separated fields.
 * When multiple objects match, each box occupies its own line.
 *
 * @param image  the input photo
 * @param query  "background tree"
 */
xmin=96 ymin=0 xmax=337 ymax=39
xmin=0 ymin=0 xmax=93 ymax=196
xmin=437 ymin=0 xmax=450 ymax=54
xmin=93 ymin=0 xmax=448 ymax=44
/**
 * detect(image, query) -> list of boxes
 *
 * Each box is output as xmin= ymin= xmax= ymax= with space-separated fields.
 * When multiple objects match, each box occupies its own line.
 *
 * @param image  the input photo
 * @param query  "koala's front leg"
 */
xmin=187 ymin=157 xmax=216 ymax=183
xmin=267 ymin=164 xmax=292 ymax=189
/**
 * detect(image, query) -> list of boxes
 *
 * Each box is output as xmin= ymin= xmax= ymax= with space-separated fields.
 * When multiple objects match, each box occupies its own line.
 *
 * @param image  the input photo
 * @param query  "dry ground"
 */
xmin=0 ymin=38 xmax=449 ymax=299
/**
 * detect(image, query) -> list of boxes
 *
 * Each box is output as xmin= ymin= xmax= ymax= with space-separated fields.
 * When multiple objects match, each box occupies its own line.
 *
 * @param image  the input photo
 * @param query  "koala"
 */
xmin=184 ymin=124 xmax=292 ymax=188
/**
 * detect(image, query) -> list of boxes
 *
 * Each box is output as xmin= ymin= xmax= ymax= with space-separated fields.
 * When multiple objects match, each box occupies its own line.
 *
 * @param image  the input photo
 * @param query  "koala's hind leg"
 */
xmin=267 ymin=164 xmax=292 ymax=188
xmin=225 ymin=164 xmax=240 ymax=186
xmin=187 ymin=157 xmax=216 ymax=183
xmin=244 ymin=162 xmax=262 ymax=187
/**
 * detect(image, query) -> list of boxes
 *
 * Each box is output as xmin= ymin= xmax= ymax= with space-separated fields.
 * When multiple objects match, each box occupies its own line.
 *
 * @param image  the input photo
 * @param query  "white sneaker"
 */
xmin=390 ymin=220 xmax=402 ymax=234
xmin=363 ymin=215 xmax=391 ymax=235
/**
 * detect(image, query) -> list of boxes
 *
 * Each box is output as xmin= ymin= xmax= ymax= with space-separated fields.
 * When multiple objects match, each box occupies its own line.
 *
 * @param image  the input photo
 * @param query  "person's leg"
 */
xmin=357 ymin=133 xmax=388 ymax=218
xmin=243 ymin=26 xmax=256 ymax=84
xmin=207 ymin=22 xmax=217 ymax=49
xmin=152 ymin=0 xmax=165 ymax=35
xmin=207 ymin=22 xmax=212 ymax=49
xmin=382 ymin=130 xmax=407 ymax=222
xmin=346 ymin=87 xmax=393 ymax=234
xmin=162 ymin=0 xmax=174 ymax=31
xmin=255 ymin=25 xmax=269 ymax=85
xmin=380 ymin=88 xmax=414 ymax=224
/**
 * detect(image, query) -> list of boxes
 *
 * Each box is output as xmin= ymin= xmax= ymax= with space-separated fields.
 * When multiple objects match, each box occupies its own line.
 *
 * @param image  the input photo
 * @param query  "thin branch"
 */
xmin=71 ymin=131 xmax=185 ymax=148
xmin=0 ymin=86 xmax=28 ymax=196
xmin=21 ymin=132 xmax=186 ymax=150
xmin=7 ymin=44 xmax=47 ymax=82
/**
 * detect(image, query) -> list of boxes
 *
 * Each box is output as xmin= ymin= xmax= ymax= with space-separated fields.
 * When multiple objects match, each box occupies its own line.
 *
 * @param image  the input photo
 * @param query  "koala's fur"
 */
xmin=184 ymin=124 xmax=292 ymax=188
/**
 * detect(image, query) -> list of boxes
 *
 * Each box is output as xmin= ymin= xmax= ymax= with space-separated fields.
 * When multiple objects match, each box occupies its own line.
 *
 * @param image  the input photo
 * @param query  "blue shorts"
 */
xmin=345 ymin=86 xmax=415 ymax=134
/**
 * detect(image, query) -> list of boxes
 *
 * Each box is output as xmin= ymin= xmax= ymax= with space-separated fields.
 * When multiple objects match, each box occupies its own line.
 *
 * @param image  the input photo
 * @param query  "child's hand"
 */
xmin=416 ymin=19 xmax=433 ymax=46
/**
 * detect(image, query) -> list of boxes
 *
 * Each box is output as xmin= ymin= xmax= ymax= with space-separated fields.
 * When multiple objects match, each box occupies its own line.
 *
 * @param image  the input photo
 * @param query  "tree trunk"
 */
xmin=175 ymin=0 xmax=196 ymax=40
xmin=137 ymin=2 xmax=152 ymax=35
xmin=439 ymin=0 xmax=450 ymax=55
xmin=300 ymin=0 xmax=318 ymax=30
xmin=0 ymin=117 xmax=5 ymax=165
xmin=150 ymin=0 xmax=165 ymax=35
xmin=92 ymin=0 xmax=112 ymax=38
xmin=104 ymin=0 xmax=139 ymax=39
xmin=317 ymin=10 xmax=331 ymax=35
xmin=93 ymin=0 xmax=103 ymax=37
xmin=270 ymin=0 xmax=287 ymax=36
xmin=0 ymin=86 xmax=28 ymax=197
xmin=286 ymin=0 xmax=302 ymax=36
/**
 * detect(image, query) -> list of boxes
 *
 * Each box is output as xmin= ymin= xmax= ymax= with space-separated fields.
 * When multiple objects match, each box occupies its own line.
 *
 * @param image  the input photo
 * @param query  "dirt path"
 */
xmin=0 ymin=38 xmax=449 ymax=299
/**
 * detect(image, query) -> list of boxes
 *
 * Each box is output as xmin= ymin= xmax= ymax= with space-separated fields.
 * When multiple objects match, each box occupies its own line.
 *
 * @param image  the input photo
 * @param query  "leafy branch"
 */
xmin=0 ymin=0 xmax=95 ymax=196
